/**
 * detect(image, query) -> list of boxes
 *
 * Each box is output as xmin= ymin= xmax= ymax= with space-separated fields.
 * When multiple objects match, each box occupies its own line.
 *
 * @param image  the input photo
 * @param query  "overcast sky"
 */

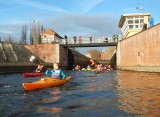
xmin=0 ymin=0 xmax=159 ymax=53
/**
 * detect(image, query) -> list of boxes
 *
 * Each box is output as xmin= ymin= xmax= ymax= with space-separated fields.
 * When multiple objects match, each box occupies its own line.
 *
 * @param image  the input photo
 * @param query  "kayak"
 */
xmin=85 ymin=69 xmax=96 ymax=72
xmin=23 ymin=72 xmax=45 ymax=78
xmin=23 ymin=76 xmax=71 ymax=91
xmin=95 ymin=71 xmax=102 ymax=74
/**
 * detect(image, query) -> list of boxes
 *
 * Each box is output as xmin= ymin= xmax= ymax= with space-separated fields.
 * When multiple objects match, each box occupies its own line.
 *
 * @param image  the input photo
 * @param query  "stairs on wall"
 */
xmin=0 ymin=42 xmax=45 ymax=64
xmin=2 ymin=43 xmax=17 ymax=62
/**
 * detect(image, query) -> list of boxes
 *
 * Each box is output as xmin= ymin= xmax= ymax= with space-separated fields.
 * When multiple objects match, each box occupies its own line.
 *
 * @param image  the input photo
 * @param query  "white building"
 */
xmin=118 ymin=13 xmax=151 ymax=38
xmin=41 ymin=29 xmax=63 ymax=44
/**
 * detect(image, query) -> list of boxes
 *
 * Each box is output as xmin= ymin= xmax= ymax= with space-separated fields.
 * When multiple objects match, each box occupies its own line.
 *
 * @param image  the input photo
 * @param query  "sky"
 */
xmin=0 ymin=0 xmax=159 ymax=53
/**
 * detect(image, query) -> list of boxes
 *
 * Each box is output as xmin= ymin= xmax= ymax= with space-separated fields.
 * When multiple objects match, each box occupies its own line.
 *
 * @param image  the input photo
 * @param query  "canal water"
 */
xmin=0 ymin=70 xmax=160 ymax=117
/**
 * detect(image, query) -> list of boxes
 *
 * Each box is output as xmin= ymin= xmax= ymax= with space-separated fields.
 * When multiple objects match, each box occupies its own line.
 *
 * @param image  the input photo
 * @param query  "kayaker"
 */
xmin=35 ymin=64 xmax=43 ymax=72
xmin=87 ymin=65 xmax=91 ymax=70
xmin=74 ymin=65 xmax=80 ymax=71
xmin=45 ymin=63 xmax=66 ymax=79
xmin=96 ymin=64 xmax=102 ymax=72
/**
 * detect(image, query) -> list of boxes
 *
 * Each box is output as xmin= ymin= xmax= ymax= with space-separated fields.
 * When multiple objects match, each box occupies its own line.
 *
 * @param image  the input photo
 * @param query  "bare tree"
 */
xmin=4 ymin=35 xmax=14 ymax=43
xmin=37 ymin=21 xmax=42 ymax=44
xmin=32 ymin=20 xmax=42 ymax=44
xmin=20 ymin=24 xmax=27 ymax=44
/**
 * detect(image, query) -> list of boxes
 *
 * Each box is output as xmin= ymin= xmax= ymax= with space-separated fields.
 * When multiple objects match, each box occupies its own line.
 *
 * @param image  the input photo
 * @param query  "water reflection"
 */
xmin=37 ymin=87 xmax=62 ymax=115
xmin=37 ymin=106 xmax=62 ymax=116
xmin=117 ymin=71 xmax=160 ymax=116
xmin=0 ymin=70 xmax=160 ymax=116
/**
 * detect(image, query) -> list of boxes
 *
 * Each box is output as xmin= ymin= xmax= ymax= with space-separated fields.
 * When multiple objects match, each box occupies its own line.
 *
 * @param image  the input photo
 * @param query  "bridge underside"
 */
xmin=62 ymin=42 xmax=117 ymax=47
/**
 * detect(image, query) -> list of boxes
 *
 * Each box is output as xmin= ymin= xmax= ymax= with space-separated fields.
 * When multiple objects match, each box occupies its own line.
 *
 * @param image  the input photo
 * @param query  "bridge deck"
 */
xmin=62 ymin=42 xmax=117 ymax=47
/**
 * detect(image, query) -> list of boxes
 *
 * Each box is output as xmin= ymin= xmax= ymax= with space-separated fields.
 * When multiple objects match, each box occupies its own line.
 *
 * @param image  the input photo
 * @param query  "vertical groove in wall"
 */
xmin=55 ymin=44 xmax=59 ymax=63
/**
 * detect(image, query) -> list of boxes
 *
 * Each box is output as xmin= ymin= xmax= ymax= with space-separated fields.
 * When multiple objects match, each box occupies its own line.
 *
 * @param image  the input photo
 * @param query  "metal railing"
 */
xmin=60 ymin=37 xmax=118 ymax=44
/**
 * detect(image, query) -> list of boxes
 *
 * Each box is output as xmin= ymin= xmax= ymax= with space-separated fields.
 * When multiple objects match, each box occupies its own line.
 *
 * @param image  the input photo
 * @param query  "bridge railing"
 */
xmin=60 ymin=37 xmax=118 ymax=44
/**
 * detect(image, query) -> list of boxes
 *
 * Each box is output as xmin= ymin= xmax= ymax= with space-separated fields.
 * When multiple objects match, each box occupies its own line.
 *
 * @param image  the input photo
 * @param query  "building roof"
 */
xmin=41 ymin=29 xmax=63 ymax=39
xmin=118 ymin=13 xmax=151 ymax=28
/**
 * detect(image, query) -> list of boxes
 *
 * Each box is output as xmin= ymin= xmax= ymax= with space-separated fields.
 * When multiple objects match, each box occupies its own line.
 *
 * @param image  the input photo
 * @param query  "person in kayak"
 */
xmin=35 ymin=64 xmax=43 ymax=72
xmin=45 ymin=63 xmax=66 ymax=79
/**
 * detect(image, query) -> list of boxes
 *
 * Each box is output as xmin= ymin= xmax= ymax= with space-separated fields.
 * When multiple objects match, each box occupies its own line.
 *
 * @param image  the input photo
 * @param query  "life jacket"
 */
xmin=51 ymin=69 xmax=61 ymax=78
xmin=35 ymin=68 xmax=42 ymax=72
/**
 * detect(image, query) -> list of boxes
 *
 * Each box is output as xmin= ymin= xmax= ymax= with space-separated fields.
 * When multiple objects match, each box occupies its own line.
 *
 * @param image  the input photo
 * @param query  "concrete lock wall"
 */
xmin=25 ymin=44 xmax=68 ymax=68
xmin=117 ymin=23 xmax=160 ymax=72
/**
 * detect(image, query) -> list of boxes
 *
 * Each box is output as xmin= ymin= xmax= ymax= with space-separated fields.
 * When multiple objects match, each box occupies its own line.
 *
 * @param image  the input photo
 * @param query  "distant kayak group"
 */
xmin=73 ymin=63 xmax=112 ymax=73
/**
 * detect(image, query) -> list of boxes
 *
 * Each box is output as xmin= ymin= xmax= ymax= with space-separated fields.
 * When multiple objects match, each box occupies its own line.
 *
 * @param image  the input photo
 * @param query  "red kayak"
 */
xmin=23 ymin=72 xmax=45 ymax=78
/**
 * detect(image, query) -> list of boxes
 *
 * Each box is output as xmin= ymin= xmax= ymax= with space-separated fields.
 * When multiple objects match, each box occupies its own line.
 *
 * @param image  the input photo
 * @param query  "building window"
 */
xmin=126 ymin=16 xmax=144 ymax=29
xmin=128 ymin=20 xmax=133 ymax=24
xmin=129 ymin=25 xmax=133 ymax=29
xmin=126 ymin=16 xmax=133 ymax=19
xmin=135 ymin=25 xmax=139 ymax=28
xmin=140 ymin=19 xmax=144 ymax=23
xmin=135 ymin=19 xmax=139 ymax=24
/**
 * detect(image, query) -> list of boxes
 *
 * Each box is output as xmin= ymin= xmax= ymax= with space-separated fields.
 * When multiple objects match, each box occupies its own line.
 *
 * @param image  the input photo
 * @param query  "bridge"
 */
xmin=61 ymin=37 xmax=118 ymax=47
xmin=62 ymin=42 xmax=117 ymax=47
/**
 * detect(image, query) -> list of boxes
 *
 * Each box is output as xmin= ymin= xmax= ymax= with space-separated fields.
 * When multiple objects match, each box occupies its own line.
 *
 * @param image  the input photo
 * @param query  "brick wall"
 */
xmin=25 ymin=44 xmax=68 ymax=67
xmin=117 ymin=23 xmax=160 ymax=72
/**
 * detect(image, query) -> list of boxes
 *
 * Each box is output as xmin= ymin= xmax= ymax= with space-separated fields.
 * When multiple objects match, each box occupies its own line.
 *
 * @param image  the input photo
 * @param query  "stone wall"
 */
xmin=117 ymin=23 xmax=160 ymax=72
